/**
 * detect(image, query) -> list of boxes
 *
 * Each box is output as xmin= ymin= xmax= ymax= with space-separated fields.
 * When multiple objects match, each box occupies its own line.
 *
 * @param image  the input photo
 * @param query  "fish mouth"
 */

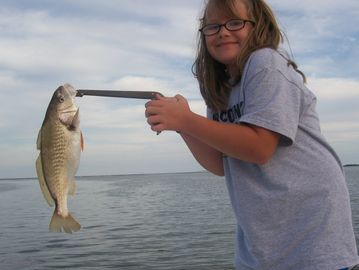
xmin=61 ymin=109 xmax=77 ymax=114
xmin=59 ymin=104 xmax=78 ymax=114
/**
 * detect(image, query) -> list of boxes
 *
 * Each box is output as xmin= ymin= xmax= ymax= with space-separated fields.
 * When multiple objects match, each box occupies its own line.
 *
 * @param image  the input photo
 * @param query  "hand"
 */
xmin=145 ymin=94 xmax=191 ymax=133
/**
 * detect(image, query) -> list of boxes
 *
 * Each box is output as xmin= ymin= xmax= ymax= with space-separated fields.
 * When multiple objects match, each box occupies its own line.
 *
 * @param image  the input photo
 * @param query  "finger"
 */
xmin=145 ymin=107 xmax=156 ymax=118
xmin=151 ymin=123 xmax=164 ymax=133
xmin=145 ymin=110 xmax=151 ymax=118
xmin=157 ymin=95 xmax=179 ymax=102
xmin=145 ymin=100 xmax=151 ymax=108
xmin=174 ymin=94 xmax=186 ymax=102
xmin=155 ymin=94 xmax=165 ymax=100
xmin=155 ymin=94 xmax=175 ymax=101
xmin=147 ymin=115 xmax=162 ymax=125
xmin=145 ymin=99 xmax=163 ymax=108
xmin=145 ymin=106 xmax=162 ymax=117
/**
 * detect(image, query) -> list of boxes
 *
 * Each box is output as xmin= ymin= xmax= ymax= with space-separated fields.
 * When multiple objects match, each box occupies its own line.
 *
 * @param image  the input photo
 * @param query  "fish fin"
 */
xmin=80 ymin=131 xmax=84 ymax=151
xmin=35 ymin=155 xmax=55 ymax=207
xmin=36 ymin=128 xmax=42 ymax=150
xmin=49 ymin=211 xmax=81 ymax=234
xmin=68 ymin=180 xmax=76 ymax=196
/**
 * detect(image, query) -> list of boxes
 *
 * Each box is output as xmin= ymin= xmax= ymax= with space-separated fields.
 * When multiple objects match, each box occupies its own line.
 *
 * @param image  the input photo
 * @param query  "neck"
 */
xmin=226 ymin=65 xmax=237 ymax=79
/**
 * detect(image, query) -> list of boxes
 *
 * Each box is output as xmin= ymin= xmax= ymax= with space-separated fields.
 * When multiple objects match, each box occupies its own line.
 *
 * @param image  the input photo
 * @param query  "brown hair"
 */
xmin=193 ymin=0 xmax=305 ymax=111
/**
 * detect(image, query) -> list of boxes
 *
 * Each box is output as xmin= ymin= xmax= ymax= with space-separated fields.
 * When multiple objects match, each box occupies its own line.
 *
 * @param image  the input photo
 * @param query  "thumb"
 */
xmin=156 ymin=94 xmax=179 ymax=102
xmin=155 ymin=94 xmax=166 ymax=100
xmin=174 ymin=94 xmax=187 ymax=102
xmin=174 ymin=94 xmax=190 ymax=111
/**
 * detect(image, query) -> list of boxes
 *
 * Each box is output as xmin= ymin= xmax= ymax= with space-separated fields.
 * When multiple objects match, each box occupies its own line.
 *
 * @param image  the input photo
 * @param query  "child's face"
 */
xmin=204 ymin=1 xmax=253 ymax=76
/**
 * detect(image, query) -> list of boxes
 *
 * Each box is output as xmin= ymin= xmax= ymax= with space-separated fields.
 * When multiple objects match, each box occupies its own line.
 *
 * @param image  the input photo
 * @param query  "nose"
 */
xmin=218 ymin=24 xmax=230 ymax=37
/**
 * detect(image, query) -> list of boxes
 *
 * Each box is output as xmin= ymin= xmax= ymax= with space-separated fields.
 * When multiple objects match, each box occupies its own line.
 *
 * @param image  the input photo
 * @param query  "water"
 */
xmin=0 ymin=168 xmax=358 ymax=270
xmin=0 ymin=172 xmax=235 ymax=270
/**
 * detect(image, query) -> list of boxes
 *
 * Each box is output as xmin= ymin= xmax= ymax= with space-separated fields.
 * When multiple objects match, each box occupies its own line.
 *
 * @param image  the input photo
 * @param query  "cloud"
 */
xmin=268 ymin=0 xmax=359 ymax=78
xmin=112 ymin=76 xmax=171 ymax=93
xmin=269 ymin=0 xmax=359 ymax=13
xmin=321 ymin=121 xmax=359 ymax=142
xmin=0 ymin=1 xmax=358 ymax=177
xmin=0 ymin=5 xmax=199 ymax=81
xmin=308 ymin=77 xmax=359 ymax=100
xmin=305 ymin=76 xmax=359 ymax=163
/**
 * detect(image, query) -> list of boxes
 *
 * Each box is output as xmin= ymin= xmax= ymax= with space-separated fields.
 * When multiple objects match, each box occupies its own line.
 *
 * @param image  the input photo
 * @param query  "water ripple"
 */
xmin=0 ymin=170 xmax=358 ymax=269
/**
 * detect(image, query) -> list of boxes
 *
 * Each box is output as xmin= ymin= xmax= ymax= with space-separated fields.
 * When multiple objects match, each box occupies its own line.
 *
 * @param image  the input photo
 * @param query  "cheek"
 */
xmin=239 ymin=27 xmax=253 ymax=43
xmin=205 ymin=37 xmax=216 ymax=56
xmin=204 ymin=37 xmax=211 ymax=49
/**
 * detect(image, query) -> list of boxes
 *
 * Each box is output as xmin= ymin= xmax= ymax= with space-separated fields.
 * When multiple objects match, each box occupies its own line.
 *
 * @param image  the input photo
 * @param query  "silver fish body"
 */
xmin=36 ymin=83 xmax=83 ymax=233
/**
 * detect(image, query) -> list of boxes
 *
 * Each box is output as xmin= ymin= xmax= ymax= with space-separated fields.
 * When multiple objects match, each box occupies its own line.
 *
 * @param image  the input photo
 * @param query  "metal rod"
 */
xmin=76 ymin=89 xmax=163 ymax=100
xmin=76 ymin=89 xmax=164 ymax=135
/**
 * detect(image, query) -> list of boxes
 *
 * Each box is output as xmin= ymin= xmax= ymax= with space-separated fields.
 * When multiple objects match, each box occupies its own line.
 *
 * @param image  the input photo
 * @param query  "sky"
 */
xmin=0 ymin=0 xmax=358 ymax=178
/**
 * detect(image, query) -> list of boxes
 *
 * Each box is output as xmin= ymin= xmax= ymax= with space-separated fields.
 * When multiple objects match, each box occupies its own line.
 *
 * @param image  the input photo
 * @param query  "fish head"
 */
xmin=46 ymin=84 xmax=79 ymax=128
xmin=53 ymin=83 xmax=76 ymax=110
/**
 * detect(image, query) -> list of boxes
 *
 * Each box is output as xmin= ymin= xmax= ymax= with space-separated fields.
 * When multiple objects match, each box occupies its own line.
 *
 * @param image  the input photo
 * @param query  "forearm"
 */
xmin=181 ymin=112 xmax=279 ymax=165
xmin=180 ymin=132 xmax=224 ymax=176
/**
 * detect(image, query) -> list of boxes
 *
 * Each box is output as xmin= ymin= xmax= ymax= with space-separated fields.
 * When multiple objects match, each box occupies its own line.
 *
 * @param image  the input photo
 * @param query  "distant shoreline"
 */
xmin=0 ymin=170 xmax=208 ymax=181
xmin=1 ymin=166 xmax=358 ymax=180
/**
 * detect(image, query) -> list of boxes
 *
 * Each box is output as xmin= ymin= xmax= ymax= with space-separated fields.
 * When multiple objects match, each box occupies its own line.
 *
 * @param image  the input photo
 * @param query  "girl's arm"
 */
xmin=180 ymin=132 xmax=224 ymax=176
xmin=179 ymin=113 xmax=279 ymax=165
xmin=145 ymin=95 xmax=279 ymax=167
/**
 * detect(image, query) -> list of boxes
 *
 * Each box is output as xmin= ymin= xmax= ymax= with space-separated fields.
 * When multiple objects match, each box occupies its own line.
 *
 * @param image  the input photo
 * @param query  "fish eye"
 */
xmin=58 ymin=95 xmax=65 ymax=103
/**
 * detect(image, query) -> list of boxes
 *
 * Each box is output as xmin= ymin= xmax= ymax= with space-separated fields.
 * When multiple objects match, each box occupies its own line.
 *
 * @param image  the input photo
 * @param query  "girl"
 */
xmin=145 ymin=0 xmax=359 ymax=269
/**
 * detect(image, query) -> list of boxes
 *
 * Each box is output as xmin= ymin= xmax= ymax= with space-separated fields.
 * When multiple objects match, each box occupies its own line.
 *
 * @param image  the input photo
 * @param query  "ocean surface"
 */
xmin=0 ymin=167 xmax=358 ymax=270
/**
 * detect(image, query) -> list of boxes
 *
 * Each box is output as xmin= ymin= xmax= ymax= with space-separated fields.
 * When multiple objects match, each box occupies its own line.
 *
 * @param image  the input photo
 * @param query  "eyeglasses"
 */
xmin=199 ymin=19 xmax=255 ymax=36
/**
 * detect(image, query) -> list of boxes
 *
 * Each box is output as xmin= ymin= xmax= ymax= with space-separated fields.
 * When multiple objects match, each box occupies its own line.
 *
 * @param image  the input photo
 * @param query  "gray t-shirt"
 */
xmin=208 ymin=48 xmax=358 ymax=270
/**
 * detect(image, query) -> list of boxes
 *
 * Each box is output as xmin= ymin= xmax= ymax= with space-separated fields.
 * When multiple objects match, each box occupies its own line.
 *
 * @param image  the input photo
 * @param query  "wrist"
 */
xmin=178 ymin=110 xmax=196 ymax=134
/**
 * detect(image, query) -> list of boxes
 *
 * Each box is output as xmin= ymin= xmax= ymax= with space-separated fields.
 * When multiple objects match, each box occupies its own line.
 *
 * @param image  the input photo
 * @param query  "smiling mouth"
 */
xmin=217 ymin=42 xmax=238 ymax=47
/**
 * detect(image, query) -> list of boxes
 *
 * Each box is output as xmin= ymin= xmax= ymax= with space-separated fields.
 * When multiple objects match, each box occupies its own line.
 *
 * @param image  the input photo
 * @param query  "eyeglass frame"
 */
xmin=199 ymin=19 xmax=255 ymax=36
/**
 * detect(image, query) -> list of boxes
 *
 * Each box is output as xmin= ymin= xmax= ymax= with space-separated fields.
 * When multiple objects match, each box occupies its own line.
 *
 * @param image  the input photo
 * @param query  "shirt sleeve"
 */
xmin=239 ymin=67 xmax=302 ymax=146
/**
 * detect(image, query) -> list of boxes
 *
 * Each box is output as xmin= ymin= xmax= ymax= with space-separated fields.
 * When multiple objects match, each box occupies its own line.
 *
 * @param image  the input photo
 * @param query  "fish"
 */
xmin=36 ymin=83 xmax=84 ymax=233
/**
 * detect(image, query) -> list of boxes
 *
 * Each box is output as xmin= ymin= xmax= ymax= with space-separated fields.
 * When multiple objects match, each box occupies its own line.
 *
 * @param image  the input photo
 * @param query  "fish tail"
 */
xmin=49 ymin=211 xmax=81 ymax=234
